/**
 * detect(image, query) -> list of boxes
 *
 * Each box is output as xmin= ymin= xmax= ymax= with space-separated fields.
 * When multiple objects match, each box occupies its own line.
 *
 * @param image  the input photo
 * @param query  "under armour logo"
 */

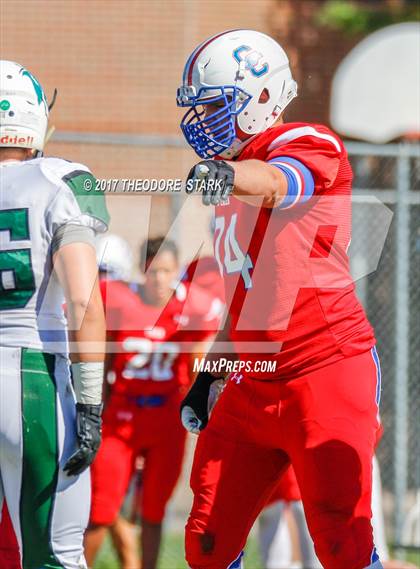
xmin=230 ymin=372 xmax=243 ymax=384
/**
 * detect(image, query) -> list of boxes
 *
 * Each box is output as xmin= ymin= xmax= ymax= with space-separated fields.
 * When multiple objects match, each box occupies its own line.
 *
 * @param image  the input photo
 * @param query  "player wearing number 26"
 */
xmin=0 ymin=61 xmax=109 ymax=569
xmin=85 ymin=236 xmax=222 ymax=569
xmin=177 ymin=30 xmax=383 ymax=569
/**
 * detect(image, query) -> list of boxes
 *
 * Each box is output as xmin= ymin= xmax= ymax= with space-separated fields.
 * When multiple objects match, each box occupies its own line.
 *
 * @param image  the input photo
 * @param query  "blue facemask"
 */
xmin=177 ymin=85 xmax=251 ymax=158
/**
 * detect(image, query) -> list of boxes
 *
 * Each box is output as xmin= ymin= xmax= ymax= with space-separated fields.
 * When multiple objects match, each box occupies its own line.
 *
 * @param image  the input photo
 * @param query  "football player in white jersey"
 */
xmin=0 ymin=61 xmax=108 ymax=569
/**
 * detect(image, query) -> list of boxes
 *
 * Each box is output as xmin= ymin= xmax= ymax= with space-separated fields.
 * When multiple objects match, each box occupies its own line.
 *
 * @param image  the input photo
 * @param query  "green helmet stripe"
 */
xmin=21 ymin=69 xmax=46 ymax=105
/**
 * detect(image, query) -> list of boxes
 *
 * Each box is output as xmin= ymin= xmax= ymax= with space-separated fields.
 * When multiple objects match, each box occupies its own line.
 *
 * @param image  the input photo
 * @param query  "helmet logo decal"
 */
xmin=20 ymin=68 xmax=45 ymax=105
xmin=233 ymin=45 xmax=269 ymax=78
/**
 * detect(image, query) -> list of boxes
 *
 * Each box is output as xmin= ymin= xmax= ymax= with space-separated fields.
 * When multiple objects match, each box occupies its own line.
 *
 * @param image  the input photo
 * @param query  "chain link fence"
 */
xmin=348 ymin=142 xmax=420 ymax=553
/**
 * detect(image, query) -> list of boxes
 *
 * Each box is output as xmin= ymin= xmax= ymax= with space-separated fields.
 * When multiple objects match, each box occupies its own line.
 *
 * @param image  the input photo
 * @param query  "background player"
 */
xmin=0 ymin=61 xmax=107 ymax=568
xmin=259 ymin=466 xmax=321 ymax=569
xmin=181 ymin=218 xmax=225 ymax=307
xmin=94 ymin=234 xmax=142 ymax=569
xmin=178 ymin=30 xmax=383 ymax=569
xmin=84 ymin=236 xmax=221 ymax=569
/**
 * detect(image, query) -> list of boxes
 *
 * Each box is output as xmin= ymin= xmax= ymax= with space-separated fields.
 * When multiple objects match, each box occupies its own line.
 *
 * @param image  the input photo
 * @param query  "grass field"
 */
xmin=94 ymin=533 xmax=420 ymax=569
xmin=94 ymin=533 xmax=263 ymax=569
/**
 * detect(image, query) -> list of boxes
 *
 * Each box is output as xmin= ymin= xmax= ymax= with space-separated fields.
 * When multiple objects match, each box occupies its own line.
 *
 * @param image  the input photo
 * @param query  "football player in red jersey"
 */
xmin=85 ymin=233 xmax=141 ymax=569
xmin=84 ymin=236 xmax=221 ymax=569
xmin=177 ymin=30 xmax=384 ymax=569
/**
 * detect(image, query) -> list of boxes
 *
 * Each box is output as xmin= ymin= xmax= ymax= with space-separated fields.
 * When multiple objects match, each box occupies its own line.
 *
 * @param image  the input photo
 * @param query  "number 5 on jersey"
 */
xmin=0 ymin=208 xmax=36 ymax=310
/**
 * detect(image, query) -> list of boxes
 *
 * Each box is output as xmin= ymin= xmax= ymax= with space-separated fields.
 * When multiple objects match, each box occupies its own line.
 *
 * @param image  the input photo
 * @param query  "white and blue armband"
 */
xmin=269 ymin=156 xmax=315 ymax=209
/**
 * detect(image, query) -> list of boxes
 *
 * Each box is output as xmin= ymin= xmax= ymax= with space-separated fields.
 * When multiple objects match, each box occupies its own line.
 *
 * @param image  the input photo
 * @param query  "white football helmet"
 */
xmin=96 ymin=234 xmax=134 ymax=281
xmin=0 ymin=60 xmax=49 ymax=151
xmin=177 ymin=29 xmax=297 ymax=159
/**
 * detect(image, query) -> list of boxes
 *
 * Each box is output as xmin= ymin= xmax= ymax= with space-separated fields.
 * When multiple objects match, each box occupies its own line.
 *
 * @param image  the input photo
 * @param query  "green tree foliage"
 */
xmin=316 ymin=1 xmax=420 ymax=36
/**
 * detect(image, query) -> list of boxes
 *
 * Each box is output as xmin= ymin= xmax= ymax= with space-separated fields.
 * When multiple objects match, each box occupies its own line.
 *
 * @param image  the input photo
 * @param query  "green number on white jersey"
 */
xmin=0 ymin=208 xmax=36 ymax=310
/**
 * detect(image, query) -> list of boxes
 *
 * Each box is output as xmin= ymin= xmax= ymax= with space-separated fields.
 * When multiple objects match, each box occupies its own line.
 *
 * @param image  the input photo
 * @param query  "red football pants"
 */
xmin=186 ymin=349 xmax=381 ymax=569
xmin=266 ymin=464 xmax=301 ymax=505
xmin=0 ymin=503 xmax=20 ymax=569
xmin=90 ymin=394 xmax=187 ymax=525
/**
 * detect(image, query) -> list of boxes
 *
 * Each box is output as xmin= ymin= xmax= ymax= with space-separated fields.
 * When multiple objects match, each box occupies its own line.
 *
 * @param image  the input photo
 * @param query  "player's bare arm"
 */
xmin=54 ymin=242 xmax=106 ymax=362
xmin=54 ymin=241 xmax=106 ymax=475
xmin=231 ymin=158 xmax=288 ymax=207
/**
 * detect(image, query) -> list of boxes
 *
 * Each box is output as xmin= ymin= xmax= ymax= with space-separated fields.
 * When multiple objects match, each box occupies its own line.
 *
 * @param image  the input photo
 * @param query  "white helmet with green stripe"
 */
xmin=0 ymin=60 xmax=49 ymax=151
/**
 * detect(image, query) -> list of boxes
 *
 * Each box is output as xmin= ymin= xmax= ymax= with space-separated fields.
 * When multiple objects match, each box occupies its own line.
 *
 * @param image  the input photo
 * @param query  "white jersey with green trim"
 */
xmin=0 ymin=156 xmax=109 ymax=354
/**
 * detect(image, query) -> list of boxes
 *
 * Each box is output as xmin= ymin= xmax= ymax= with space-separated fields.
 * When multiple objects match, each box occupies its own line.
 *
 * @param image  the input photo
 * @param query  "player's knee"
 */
xmin=185 ymin=526 xmax=215 ymax=566
xmin=185 ymin=525 xmax=244 ymax=569
xmin=186 ymin=523 xmax=232 ymax=569
xmin=312 ymin=517 xmax=375 ymax=569
xmin=88 ymin=510 xmax=117 ymax=527
xmin=142 ymin=503 xmax=165 ymax=525
xmin=86 ymin=521 xmax=109 ymax=530
xmin=89 ymin=495 xmax=121 ymax=527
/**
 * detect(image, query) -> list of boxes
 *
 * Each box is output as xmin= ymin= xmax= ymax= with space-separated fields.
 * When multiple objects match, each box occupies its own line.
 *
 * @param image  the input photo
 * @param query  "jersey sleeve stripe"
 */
xmin=61 ymin=170 xmax=110 ymax=228
xmin=269 ymin=160 xmax=302 ymax=209
xmin=267 ymin=126 xmax=342 ymax=153
xmin=270 ymin=156 xmax=315 ymax=202
xmin=268 ymin=156 xmax=315 ymax=209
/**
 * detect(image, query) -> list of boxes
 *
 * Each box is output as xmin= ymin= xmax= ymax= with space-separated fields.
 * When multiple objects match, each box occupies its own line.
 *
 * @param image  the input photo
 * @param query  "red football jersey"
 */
xmin=101 ymin=279 xmax=221 ymax=396
xmin=184 ymin=256 xmax=225 ymax=304
xmin=215 ymin=122 xmax=375 ymax=379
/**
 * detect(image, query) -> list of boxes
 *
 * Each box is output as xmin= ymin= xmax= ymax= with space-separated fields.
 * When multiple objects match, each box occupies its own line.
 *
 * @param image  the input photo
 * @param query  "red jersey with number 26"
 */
xmin=215 ymin=122 xmax=375 ymax=379
xmin=100 ymin=279 xmax=221 ymax=396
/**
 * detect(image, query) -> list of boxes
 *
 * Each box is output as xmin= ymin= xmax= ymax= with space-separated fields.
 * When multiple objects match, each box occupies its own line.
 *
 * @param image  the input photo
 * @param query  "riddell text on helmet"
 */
xmin=0 ymin=134 xmax=35 ymax=145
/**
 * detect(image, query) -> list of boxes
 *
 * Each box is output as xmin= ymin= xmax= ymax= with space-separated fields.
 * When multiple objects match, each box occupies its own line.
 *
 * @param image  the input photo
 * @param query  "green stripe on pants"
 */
xmin=20 ymin=348 xmax=63 ymax=569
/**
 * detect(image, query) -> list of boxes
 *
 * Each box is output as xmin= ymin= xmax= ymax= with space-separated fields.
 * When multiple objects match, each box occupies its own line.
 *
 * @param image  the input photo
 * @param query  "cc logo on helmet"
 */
xmin=233 ymin=45 xmax=269 ymax=78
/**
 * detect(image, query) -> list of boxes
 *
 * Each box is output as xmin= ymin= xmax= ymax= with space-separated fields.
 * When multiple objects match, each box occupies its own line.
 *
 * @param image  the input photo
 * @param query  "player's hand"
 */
xmin=63 ymin=403 xmax=103 ymax=476
xmin=186 ymin=160 xmax=235 ymax=206
xmin=180 ymin=371 xmax=220 ymax=433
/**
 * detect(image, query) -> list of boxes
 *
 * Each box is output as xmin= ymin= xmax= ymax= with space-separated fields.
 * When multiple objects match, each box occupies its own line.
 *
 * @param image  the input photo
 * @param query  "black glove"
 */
xmin=63 ymin=403 xmax=103 ymax=476
xmin=186 ymin=160 xmax=235 ymax=206
xmin=180 ymin=372 xmax=219 ymax=433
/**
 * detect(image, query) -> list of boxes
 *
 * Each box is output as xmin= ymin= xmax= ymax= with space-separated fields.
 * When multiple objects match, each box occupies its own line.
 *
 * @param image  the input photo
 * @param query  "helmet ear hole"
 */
xmin=258 ymin=88 xmax=270 ymax=104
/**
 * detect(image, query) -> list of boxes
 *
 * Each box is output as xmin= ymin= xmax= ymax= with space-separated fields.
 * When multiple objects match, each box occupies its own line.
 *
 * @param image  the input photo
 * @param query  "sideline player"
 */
xmin=177 ymin=30 xmax=384 ymax=569
xmin=95 ymin=234 xmax=142 ymax=569
xmin=181 ymin=218 xmax=225 ymax=307
xmin=84 ymin=237 xmax=221 ymax=569
xmin=0 ymin=61 xmax=108 ymax=568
